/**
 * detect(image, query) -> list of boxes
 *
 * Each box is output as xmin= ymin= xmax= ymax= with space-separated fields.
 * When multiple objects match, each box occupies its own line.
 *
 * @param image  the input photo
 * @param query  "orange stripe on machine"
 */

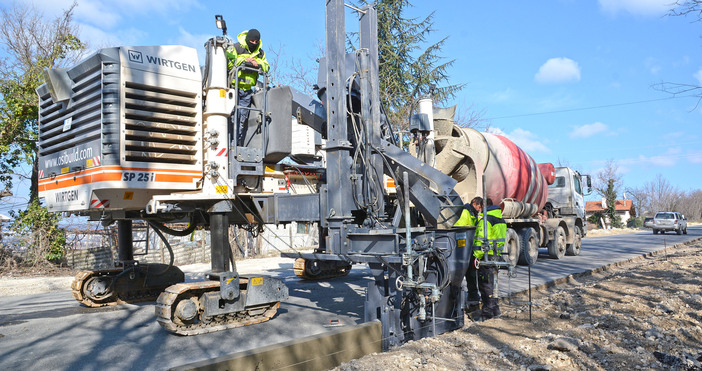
xmin=38 ymin=167 xmax=202 ymax=191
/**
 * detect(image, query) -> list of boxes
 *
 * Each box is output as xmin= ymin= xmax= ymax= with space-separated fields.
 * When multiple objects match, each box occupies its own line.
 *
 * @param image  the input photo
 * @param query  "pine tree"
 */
xmin=373 ymin=0 xmax=465 ymax=128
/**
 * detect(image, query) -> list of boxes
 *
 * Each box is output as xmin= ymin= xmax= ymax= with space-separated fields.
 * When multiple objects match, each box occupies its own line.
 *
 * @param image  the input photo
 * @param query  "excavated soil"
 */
xmin=334 ymin=239 xmax=702 ymax=371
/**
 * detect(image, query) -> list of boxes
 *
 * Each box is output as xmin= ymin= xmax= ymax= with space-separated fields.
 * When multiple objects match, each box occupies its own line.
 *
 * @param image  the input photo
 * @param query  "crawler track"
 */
xmin=155 ymin=280 xmax=282 ymax=335
xmin=71 ymin=265 xmax=184 ymax=307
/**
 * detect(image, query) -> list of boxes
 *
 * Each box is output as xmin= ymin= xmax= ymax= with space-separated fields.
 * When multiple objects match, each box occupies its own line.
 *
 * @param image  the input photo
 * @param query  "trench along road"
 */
xmin=0 ymin=226 xmax=700 ymax=371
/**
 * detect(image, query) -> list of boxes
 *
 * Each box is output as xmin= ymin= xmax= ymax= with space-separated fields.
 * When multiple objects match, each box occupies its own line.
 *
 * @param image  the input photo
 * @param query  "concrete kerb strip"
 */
xmin=501 ymin=236 xmax=702 ymax=304
xmin=172 ymin=321 xmax=382 ymax=371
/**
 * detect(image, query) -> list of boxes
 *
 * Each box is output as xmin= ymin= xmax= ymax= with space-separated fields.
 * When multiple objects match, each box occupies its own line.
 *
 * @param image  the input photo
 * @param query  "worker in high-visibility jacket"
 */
xmin=226 ymin=29 xmax=270 ymax=147
xmin=454 ymin=197 xmax=506 ymax=320
xmin=454 ymin=196 xmax=482 ymax=310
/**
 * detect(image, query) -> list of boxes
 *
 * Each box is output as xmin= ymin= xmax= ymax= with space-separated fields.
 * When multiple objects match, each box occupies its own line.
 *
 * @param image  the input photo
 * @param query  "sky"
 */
xmin=0 ymin=0 xmax=701 ymax=215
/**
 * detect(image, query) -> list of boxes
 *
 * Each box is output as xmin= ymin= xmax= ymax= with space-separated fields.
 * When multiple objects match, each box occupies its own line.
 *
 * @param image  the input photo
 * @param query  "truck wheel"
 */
xmin=677 ymin=227 xmax=682 ymax=235
xmin=566 ymin=226 xmax=582 ymax=256
xmin=653 ymin=229 xmax=658 ymax=234
xmin=517 ymin=228 xmax=539 ymax=266
xmin=548 ymin=226 xmax=566 ymax=259
xmin=501 ymin=228 xmax=519 ymax=267
xmin=684 ymin=227 xmax=688 ymax=235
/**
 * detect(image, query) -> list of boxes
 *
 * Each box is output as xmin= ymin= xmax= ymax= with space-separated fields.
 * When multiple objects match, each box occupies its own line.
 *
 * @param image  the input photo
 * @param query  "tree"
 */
xmin=656 ymin=1 xmax=702 ymax=102
xmin=0 ymin=2 xmax=84 ymax=203
xmin=593 ymin=159 xmax=622 ymax=199
xmin=453 ymin=103 xmax=486 ymax=129
xmin=680 ymin=190 xmax=702 ymax=221
xmin=369 ymin=0 xmax=466 ymax=128
xmin=0 ymin=3 xmax=84 ymax=265
xmin=625 ymin=185 xmax=650 ymax=217
xmin=644 ymin=174 xmax=683 ymax=213
xmin=604 ymin=179 xmax=623 ymax=228
xmin=594 ymin=160 xmax=623 ymax=228
xmin=669 ymin=0 xmax=702 ymax=21
xmin=267 ymin=41 xmax=323 ymax=96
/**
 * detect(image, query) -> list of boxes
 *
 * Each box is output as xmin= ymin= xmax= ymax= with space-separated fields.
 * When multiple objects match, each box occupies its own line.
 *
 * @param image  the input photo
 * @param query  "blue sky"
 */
xmin=1 ymin=0 xmax=700 ymax=215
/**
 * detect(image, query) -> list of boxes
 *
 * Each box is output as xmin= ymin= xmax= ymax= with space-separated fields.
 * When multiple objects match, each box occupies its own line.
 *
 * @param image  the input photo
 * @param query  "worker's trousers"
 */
xmin=230 ymin=88 xmax=254 ymax=147
xmin=465 ymin=255 xmax=480 ymax=305
xmin=478 ymin=265 xmax=500 ymax=319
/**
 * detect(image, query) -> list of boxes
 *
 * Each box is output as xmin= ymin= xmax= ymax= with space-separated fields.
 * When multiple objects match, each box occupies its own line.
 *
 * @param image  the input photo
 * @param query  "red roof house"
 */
xmin=585 ymin=199 xmax=636 ymax=229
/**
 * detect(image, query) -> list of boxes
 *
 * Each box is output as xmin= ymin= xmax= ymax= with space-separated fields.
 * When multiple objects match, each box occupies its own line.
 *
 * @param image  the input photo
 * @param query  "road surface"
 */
xmin=0 ymin=226 xmax=699 ymax=370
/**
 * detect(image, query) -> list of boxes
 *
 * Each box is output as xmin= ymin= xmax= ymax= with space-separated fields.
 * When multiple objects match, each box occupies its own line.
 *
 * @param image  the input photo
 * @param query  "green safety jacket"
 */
xmin=454 ymin=205 xmax=506 ymax=259
xmin=226 ymin=30 xmax=270 ymax=90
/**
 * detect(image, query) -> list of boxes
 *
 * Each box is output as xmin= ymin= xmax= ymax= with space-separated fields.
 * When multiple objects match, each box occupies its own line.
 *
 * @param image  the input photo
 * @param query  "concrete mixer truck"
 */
xmin=429 ymin=106 xmax=592 ymax=267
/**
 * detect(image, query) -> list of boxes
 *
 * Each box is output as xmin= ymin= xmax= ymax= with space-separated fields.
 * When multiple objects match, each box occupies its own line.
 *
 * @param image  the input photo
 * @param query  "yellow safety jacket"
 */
xmin=473 ymin=206 xmax=506 ymax=259
xmin=454 ymin=208 xmax=477 ymax=227
xmin=226 ymin=30 xmax=270 ymax=90
xmin=454 ymin=205 xmax=506 ymax=259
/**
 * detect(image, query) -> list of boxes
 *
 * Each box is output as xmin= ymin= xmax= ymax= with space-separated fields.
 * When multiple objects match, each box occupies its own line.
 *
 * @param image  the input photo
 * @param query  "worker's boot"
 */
xmin=465 ymin=297 xmax=481 ymax=317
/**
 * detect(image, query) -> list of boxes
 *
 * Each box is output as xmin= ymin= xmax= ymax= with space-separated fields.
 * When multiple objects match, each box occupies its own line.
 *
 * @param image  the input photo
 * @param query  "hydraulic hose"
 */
xmin=150 ymin=219 xmax=198 ymax=237
xmin=147 ymin=221 xmax=176 ymax=276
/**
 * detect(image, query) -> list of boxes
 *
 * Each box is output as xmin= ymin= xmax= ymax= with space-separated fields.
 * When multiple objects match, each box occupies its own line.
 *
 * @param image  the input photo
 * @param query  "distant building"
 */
xmin=0 ymin=213 xmax=10 ymax=243
xmin=585 ymin=199 xmax=636 ymax=229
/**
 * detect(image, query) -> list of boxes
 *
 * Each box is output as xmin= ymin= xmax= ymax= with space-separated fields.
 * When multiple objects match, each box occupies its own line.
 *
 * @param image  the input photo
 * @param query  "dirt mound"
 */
xmin=334 ymin=241 xmax=702 ymax=371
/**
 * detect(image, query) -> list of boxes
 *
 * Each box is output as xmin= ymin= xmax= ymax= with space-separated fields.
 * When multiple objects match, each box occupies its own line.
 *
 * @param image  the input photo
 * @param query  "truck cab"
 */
xmin=547 ymin=167 xmax=592 ymax=219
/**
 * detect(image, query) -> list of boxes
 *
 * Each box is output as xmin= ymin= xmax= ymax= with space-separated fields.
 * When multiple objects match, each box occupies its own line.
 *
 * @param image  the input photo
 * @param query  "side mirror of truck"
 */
xmin=584 ymin=175 xmax=593 ymax=196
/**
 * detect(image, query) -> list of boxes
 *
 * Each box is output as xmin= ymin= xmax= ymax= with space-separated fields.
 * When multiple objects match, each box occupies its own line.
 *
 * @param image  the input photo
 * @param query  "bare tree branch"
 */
xmin=669 ymin=0 xmax=702 ymax=22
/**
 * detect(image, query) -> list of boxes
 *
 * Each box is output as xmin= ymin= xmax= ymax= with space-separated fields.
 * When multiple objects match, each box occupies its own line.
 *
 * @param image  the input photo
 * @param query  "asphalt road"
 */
xmin=1 ymin=226 xmax=700 ymax=371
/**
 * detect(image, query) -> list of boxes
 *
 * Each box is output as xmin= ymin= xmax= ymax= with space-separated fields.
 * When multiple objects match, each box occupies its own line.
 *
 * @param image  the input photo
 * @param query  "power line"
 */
xmin=556 ymin=140 xmax=702 ymax=155
xmin=486 ymin=94 xmax=699 ymax=120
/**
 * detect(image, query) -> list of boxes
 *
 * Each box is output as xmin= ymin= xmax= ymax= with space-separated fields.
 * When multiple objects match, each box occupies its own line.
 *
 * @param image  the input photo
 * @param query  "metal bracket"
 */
xmin=219 ymin=271 xmax=240 ymax=300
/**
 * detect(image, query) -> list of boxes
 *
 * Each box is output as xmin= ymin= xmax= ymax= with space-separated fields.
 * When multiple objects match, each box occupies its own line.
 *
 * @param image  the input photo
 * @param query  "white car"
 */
xmin=652 ymin=211 xmax=687 ymax=235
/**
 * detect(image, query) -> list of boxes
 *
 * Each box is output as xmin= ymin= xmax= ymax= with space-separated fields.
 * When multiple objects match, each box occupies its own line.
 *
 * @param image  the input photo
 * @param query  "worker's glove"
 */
xmin=473 ymin=257 xmax=480 ymax=269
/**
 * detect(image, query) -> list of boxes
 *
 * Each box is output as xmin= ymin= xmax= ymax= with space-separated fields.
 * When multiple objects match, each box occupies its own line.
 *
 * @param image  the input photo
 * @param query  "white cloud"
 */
xmin=570 ymin=122 xmax=609 ymax=139
xmin=694 ymin=68 xmax=702 ymax=86
xmin=173 ymin=27 xmax=213 ymax=64
xmin=534 ymin=58 xmax=581 ymax=84
xmin=488 ymin=127 xmax=551 ymax=154
xmin=598 ymin=0 xmax=670 ymax=17
xmin=3 ymin=0 xmax=201 ymax=30
xmin=634 ymin=147 xmax=682 ymax=167
xmin=73 ymin=1 xmax=123 ymax=29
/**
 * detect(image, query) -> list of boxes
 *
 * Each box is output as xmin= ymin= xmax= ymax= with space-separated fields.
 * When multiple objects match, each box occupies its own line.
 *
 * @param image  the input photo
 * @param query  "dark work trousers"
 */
xmin=478 ymin=265 xmax=500 ymax=319
xmin=465 ymin=255 xmax=480 ymax=305
xmin=230 ymin=88 xmax=254 ymax=147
